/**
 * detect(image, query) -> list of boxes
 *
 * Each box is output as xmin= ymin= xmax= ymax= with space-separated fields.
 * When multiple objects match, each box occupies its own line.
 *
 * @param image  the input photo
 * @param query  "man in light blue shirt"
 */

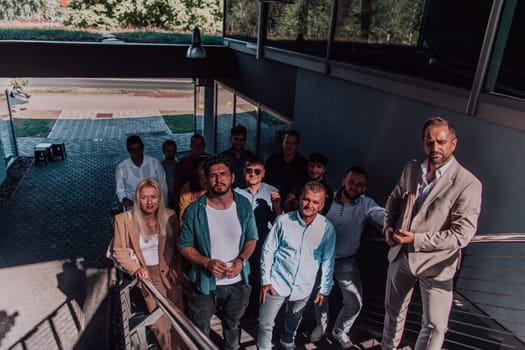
xmin=257 ymin=181 xmax=336 ymax=350
xmin=310 ymin=167 xmax=384 ymax=348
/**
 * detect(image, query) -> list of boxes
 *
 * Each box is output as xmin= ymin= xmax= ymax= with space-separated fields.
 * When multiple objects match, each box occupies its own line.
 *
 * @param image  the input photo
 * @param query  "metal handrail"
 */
xmin=116 ymin=270 xmax=219 ymax=350
xmin=470 ymin=233 xmax=525 ymax=243
xmin=357 ymin=231 xmax=525 ymax=348
xmin=139 ymin=278 xmax=219 ymax=350
xmin=365 ymin=232 xmax=525 ymax=244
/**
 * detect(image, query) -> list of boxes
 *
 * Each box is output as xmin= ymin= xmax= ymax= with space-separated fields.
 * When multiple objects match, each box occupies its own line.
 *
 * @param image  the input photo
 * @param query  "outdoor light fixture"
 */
xmin=186 ymin=27 xmax=206 ymax=59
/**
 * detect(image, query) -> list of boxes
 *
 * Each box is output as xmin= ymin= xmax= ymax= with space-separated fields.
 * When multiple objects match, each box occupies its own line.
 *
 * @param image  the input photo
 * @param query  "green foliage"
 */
xmin=335 ymin=0 xmax=425 ymax=46
xmin=224 ymin=0 xmax=258 ymax=38
xmin=262 ymin=0 xmax=424 ymax=46
xmin=0 ymin=0 xmax=62 ymax=20
xmin=62 ymin=0 xmax=222 ymax=34
xmin=267 ymin=0 xmax=332 ymax=40
xmin=63 ymin=3 xmax=119 ymax=30
xmin=183 ymin=0 xmax=223 ymax=33
xmin=111 ymin=0 xmax=187 ymax=31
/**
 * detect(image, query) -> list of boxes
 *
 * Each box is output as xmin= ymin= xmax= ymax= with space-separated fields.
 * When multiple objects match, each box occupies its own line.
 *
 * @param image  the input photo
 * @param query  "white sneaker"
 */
xmin=310 ymin=324 xmax=327 ymax=342
xmin=279 ymin=338 xmax=296 ymax=349
xmin=332 ymin=328 xmax=354 ymax=349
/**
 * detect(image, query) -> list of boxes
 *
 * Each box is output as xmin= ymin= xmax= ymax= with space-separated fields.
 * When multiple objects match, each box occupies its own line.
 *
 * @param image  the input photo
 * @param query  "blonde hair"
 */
xmin=133 ymin=178 xmax=169 ymax=241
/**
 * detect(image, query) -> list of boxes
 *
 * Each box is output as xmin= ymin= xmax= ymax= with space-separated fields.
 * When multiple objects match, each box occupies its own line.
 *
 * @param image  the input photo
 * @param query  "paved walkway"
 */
xmin=0 ymin=110 xmax=192 ymax=349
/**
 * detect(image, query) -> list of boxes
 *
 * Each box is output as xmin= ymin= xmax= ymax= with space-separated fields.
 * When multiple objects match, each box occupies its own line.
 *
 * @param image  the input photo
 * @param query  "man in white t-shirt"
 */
xmin=115 ymin=135 xmax=168 ymax=209
xmin=179 ymin=154 xmax=258 ymax=350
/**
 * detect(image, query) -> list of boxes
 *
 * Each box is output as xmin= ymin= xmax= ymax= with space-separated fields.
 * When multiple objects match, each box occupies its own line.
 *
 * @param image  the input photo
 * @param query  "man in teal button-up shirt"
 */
xmin=257 ymin=181 xmax=335 ymax=350
xmin=179 ymin=155 xmax=258 ymax=350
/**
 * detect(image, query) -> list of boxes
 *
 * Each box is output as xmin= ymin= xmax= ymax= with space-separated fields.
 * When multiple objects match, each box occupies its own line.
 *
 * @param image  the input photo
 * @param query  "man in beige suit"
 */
xmin=381 ymin=117 xmax=482 ymax=350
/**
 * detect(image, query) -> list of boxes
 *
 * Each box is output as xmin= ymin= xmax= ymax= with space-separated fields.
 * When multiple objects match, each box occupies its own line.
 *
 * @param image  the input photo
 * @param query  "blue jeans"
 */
xmin=257 ymin=293 xmax=309 ymax=350
xmin=187 ymin=282 xmax=251 ymax=350
xmin=315 ymin=256 xmax=363 ymax=333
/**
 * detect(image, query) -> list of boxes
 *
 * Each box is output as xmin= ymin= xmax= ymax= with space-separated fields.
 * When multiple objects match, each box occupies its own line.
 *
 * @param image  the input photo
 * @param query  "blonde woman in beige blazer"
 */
xmin=113 ymin=178 xmax=184 ymax=350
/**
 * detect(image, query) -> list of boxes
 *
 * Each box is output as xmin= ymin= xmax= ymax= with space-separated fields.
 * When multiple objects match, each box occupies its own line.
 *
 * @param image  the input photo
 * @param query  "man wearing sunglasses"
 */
xmin=235 ymin=156 xmax=283 ymax=316
xmin=235 ymin=156 xmax=283 ymax=224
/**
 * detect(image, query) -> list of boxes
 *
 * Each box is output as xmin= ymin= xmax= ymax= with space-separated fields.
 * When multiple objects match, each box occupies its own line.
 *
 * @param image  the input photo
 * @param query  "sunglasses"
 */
xmin=245 ymin=168 xmax=263 ymax=175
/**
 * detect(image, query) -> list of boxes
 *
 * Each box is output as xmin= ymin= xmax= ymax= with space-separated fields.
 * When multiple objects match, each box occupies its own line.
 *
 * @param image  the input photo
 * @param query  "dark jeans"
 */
xmin=188 ymin=282 xmax=251 ymax=350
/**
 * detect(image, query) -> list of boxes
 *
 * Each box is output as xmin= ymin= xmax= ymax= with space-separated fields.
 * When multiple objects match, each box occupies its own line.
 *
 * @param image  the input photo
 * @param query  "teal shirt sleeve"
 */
xmin=177 ymin=196 xmax=214 ymax=294
xmin=179 ymin=202 xmax=196 ymax=250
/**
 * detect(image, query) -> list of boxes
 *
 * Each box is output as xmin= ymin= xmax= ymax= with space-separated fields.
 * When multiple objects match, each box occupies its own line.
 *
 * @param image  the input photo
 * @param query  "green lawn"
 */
xmin=161 ymin=112 xmax=194 ymax=134
xmin=13 ymin=119 xmax=56 ymax=137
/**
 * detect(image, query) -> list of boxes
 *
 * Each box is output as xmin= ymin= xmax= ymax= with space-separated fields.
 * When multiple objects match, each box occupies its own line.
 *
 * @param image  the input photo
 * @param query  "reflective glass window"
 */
xmin=216 ymin=84 xmax=234 ymax=153
xmin=235 ymin=96 xmax=258 ymax=155
xmin=266 ymin=0 xmax=332 ymax=58
xmin=224 ymin=0 xmax=259 ymax=42
xmin=258 ymin=109 xmax=291 ymax=162
xmin=332 ymin=0 xmax=492 ymax=89
xmin=0 ymin=90 xmax=17 ymax=166
xmin=489 ymin=0 xmax=525 ymax=99
xmin=195 ymin=85 xmax=205 ymax=135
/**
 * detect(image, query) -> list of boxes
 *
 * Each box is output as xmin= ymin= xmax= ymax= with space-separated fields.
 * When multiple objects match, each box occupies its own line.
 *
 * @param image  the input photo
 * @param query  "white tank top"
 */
xmin=139 ymin=233 xmax=159 ymax=266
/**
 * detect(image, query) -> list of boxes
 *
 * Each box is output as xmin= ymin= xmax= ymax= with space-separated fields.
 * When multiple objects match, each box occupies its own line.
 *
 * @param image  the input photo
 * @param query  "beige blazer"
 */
xmin=112 ymin=209 xmax=182 ymax=289
xmin=384 ymin=158 xmax=482 ymax=279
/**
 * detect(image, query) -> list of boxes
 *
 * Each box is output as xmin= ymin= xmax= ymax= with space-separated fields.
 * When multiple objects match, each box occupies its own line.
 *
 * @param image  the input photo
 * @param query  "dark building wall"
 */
xmin=292 ymin=68 xmax=525 ymax=235
xmin=220 ymin=51 xmax=297 ymax=118
xmin=288 ymin=69 xmax=525 ymax=342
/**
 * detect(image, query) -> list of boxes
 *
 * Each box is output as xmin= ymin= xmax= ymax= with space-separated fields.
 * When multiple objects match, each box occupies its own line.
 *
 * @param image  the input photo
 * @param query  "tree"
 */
xmin=183 ymin=0 xmax=222 ymax=34
xmin=63 ymin=0 xmax=118 ymax=29
xmin=224 ymin=0 xmax=259 ymax=38
xmin=0 ymin=0 xmax=62 ymax=20
xmin=62 ymin=0 xmax=222 ymax=33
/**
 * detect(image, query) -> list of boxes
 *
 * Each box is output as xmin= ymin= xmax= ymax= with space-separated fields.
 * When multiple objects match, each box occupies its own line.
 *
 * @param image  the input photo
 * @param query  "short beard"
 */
xmin=343 ymin=189 xmax=361 ymax=201
xmin=428 ymin=153 xmax=449 ymax=166
xmin=211 ymin=185 xmax=231 ymax=196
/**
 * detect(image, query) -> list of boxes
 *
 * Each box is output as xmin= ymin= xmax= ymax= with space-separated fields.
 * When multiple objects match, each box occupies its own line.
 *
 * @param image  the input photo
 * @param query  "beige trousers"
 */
xmin=143 ymin=265 xmax=185 ymax=350
xmin=381 ymin=251 xmax=453 ymax=350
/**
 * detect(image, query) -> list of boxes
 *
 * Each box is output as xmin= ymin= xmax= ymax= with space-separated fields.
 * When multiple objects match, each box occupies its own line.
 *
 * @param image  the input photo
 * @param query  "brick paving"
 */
xmin=0 ymin=114 xmax=189 ymax=350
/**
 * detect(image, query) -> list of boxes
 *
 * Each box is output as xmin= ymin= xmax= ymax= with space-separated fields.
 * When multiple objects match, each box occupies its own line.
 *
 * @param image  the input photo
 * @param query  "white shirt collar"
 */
xmin=420 ymin=156 xmax=455 ymax=184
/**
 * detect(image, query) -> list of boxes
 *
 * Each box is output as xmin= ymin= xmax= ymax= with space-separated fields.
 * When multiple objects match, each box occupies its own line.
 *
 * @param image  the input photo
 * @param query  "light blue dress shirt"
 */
xmin=326 ymin=192 xmax=384 ymax=258
xmin=261 ymin=211 xmax=336 ymax=300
